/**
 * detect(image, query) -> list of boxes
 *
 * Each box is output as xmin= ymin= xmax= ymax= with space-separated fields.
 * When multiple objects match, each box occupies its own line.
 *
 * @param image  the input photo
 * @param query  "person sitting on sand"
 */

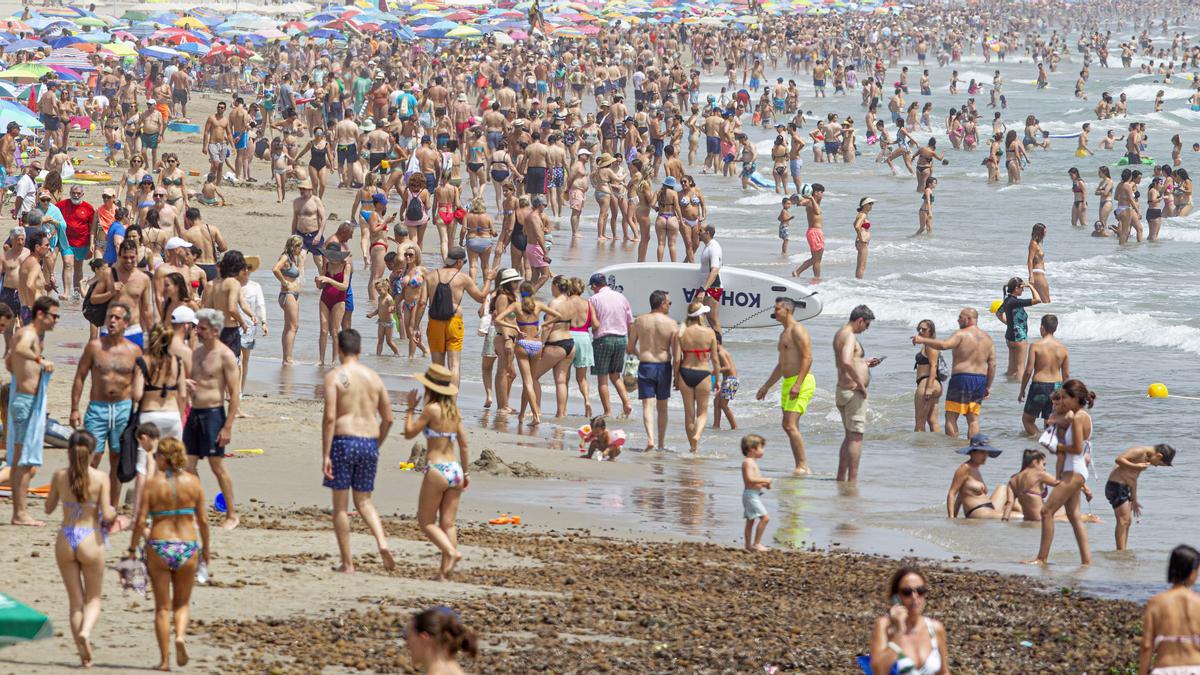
xmin=946 ymin=434 xmax=1007 ymax=519
xmin=1106 ymin=444 xmax=1175 ymax=551
xmin=869 ymin=567 xmax=949 ymax=675
xmin=741 ymin=433 xmax=772 ymax=552
xmin=193 ymin=172 xmax=226 ymax=207
xmin=1140 ymin=545 xmax=1200 ymax=674
xmin=405 ymin=606 xmax=478 ymax=674
xmin=403 ymin=364 xmax=471 ymax=581
xmin=579 ymin=415 xmax=625 ymax=461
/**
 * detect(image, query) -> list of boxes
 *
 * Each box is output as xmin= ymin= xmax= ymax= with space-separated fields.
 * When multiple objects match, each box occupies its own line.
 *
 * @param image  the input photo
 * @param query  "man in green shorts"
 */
xmin=756 ymin=297 xmax=815 ymax=475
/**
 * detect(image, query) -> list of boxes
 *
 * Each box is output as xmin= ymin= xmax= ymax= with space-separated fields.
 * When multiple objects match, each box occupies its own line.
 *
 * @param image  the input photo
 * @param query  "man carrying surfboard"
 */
xmin=755 ymin=298 xmax=815 ymax=475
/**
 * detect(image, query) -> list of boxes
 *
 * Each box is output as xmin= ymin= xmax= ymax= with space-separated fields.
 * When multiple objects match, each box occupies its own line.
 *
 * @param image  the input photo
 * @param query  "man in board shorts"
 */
xmin=756 ymin=298 xmax=816 ymax=475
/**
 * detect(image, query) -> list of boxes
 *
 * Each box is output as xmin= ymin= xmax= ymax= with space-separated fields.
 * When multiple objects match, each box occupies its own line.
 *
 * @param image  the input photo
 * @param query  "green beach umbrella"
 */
xmin=0 ymin=593 xmax=53 ymax=647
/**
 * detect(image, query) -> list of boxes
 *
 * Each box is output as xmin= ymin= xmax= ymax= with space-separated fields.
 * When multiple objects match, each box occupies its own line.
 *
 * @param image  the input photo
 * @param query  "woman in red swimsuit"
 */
xmin=854 ymin=196 xmax=875 ymax=279
xmin=315 ymin=242 xmax=352 ymax=365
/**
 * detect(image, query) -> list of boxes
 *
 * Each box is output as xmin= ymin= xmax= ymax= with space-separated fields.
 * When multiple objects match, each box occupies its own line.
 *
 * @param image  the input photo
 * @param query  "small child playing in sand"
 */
xmin=194 ymin=172 xmax=226 ymax=207
xmin=579 ymin=416 xmax=625 ymax=461
xmin=778 ymin=195 xmax=795 ymax=254
xmin=741 ymin=433 xmax=772 ymax=552
xmin=366 ymin=279 xmax=401 ymax=356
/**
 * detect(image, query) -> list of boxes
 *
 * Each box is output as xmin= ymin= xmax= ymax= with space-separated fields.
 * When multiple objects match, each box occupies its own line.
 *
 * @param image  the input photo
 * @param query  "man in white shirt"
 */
xmin=697 ymin=225 xmax=723 ymax=335
xmin=237 ymin=256 xmax=268 ymax=392
xmin=13 ymin=161 xmax=41 ymax=222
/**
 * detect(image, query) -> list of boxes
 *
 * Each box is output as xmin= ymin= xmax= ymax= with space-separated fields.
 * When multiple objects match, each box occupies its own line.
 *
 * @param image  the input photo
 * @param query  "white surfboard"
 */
xmin=593 ymin=263 xmax=822 ymax=330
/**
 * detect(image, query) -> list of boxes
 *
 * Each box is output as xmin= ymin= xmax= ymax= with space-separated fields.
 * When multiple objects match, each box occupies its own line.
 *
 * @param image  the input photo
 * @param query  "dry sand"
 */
xmin=1 ymin=93 xmax=1145 ymax=673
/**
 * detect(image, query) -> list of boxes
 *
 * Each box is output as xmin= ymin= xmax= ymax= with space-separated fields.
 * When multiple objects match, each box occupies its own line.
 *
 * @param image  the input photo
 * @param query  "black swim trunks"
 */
xmin=1104 ymin=480 xmax=1132 ymax=509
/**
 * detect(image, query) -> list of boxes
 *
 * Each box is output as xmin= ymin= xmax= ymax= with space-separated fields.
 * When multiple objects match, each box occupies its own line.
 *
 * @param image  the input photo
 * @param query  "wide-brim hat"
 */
xmin=245 ymin=255 xmax=261 ymax=272
xmin=596 ymin=153 xmax=617 ymax=167
xmin=416 ymin=364 xmax=458 ymax=396
xmin=498 ymin=268 xmax=522 ymax=286
xmin=321 ymin=241 xmax=350 ymax=262
xmin=957 ymin=434 xmax=1002 ymax=458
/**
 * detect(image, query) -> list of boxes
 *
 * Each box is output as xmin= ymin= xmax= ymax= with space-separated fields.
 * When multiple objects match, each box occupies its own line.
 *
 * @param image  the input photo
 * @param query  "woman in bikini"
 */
xmin=679 ymin=175 xmax=706 ymax=264
xmin=629 ymin=161 xmax=653 ymax=260
xmin=135 ymin=323 xmax=187 ymax=442
xmin=401 ymin=172 xmax=431 ymax=252
xmin=491 ymin=181 xmax=518 ymax=274
xmin=1140 ymin=545 xmax=1200 ymax=673
xmin=565 ymin=277 xmax=594 ymax=418
xmin=363 ymin=193 xmax=397 ymax=302
xmin=272 ymin=235 xmax=303 ymax=365
xmin=913 ymin=176 xmax=936 ymax=236
xmin=127 ymin=438 xmax=210 ymax=672
xmin=488 ymin=146 xmax=517 ymax=211
xmin=118 ymin=155 xmax=149 ymax=212
xmin=912 ymin=319 xmax=942 ymax=433
xmin=402 ymin=364 xmax=470 ymax=581
xmin=486 ymin=269 xmax=521 ymax=413
xmin=492 ymin=281 xmax=564 ymax=426
xmin=159 ymin=272 xmax=193 ymax=326
xmin=432 ymin=170 xmax=462 ymax=261
xmin=157 ymin=153 xmax=188 ymax=229
xmin=592 ymin=153 xmax=621 ymax=241
xmin=1175 ymin=168 xmax=1194 ymax=217
xmin=315 ymin=242 xmax=351 ymax=366
xmin=1095 ymin=166 xmax=1115 ymax=230
xmin=1001 ymin=449 xmax=1087 ymax=523
xmin=869 ymin=567 xmax=949 ymax=675
xmin=45 ymin=431 xmax=116 ymax=668
xmin=295 ymin=126 xmax=332 ymax=198
xmin=674 ymin=301 xmax=720 ymax=453
xmin=465 ymin=128 xmax=489 ymax=199
xmin=853 ymin=196 xmax=874 ymax=279
xmin=1027 ymin=223 xmax=1050 ymax=303
xmin=1004 ymin=129 xmax=1026 ymax=185
xmin=653 ymin=174 xmax=682 ymax=263
xmin=350 ymin=172 xmax=385 ymax=240
xmin=946 ymin=435 xmax=1007 ymax=519
xmin=531 ymin=276 xmax=582 ymax=419
xmin=1025 ymin=379 xmax=1096 ymax=566
xmin=1068 ymin=167 xmax=1087 ymax=228
xmin=462 ymin=197 xmax=495 ymax=284
xmin=397 ymin=248 xmax=429 ymax=359
xmin=1146 ymin=176 xmax=1165 ymax=242
xmin=769 ymin=135 xmax=789 ymax=193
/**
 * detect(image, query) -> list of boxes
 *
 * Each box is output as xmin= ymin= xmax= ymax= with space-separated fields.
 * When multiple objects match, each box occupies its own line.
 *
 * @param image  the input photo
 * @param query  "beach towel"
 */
xmin=5 ymin=370 xmax=51 ymax=467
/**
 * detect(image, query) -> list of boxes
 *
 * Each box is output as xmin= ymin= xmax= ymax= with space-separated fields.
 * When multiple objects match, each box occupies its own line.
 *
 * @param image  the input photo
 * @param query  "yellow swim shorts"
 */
xmin=426 ymin=316 xmax=464 ymax=353
xmin=781 ymin=373 xmax=816 ymax=415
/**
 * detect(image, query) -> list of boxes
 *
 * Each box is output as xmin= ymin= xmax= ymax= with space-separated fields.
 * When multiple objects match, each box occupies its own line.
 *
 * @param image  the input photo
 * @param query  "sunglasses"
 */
xmin=404 ymin=253 xmax=414 ymax=258
xmin=899 ymin=586 xmax=928 ymax=598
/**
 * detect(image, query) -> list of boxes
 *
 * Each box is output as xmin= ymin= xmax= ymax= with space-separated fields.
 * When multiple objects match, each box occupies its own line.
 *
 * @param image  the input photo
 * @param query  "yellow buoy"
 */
xmin=989 ymin=300 xmax=1003 ymax=315
xmin=1148 ymin=383 xmax=1169 ymax=399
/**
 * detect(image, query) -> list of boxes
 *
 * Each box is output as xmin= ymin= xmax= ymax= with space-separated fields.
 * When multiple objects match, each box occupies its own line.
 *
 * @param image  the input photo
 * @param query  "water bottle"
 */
xmin=195 ymin=562 xmax=209 ymax=585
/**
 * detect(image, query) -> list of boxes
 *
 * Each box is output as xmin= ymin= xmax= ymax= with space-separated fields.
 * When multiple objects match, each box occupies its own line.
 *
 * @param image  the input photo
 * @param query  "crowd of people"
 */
xmin=1 ymin=0 xmax=1199 ymax=670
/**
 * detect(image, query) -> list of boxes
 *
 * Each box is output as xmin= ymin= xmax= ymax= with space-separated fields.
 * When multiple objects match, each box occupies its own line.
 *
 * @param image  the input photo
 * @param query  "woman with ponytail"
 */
xmin=405 ymin=606 xmax=478 ymax=672
xmin=45 ymin=430 xmax=116 ymax=667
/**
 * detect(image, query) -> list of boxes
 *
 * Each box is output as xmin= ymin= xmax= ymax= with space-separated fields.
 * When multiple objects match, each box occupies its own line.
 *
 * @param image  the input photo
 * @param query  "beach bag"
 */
xmin=81 ymin=280 xmax=108 ymax=327
xmin=935 ymin=354 xmax=950 ymax=383
xmin=398 ymin=93 xmax=413 ymax=119
xmin=404 ymin=193 xmax=424 ymax=221
xmin=428 ymin=270 xmax=460 ymax=322
xmin=116 ymin=359 xmax=147 ymax=484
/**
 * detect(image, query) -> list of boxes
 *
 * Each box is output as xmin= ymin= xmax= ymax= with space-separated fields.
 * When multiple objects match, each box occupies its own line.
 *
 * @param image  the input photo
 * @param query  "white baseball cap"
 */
xmin=164 ymin=236 xmax=190 ymax=251
xmin=171 ymin=306 xmax=197 ymax=325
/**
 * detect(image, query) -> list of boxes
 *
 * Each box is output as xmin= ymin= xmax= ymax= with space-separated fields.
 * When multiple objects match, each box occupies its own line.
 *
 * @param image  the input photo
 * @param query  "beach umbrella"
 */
xmin=0 ymin=81 xmax=22 ymax=98
xmin=41 ymin=47 xmax=95 ymax=70
xmin=74 ymin=32 xmax=113 ymax=43
xmin=282 ymin=20 xmax=308 ymax=31
xmin=47 ymin=65 xmax=82 ymax=81
xmin=99 ymin=42 xmax=137 ymax=57
xmin=26 ymin=17 xmax=76 ymax=33
xmin=492 ymin=31 xmax=515 ymax=45
xmin=508 ymin=29 xmax=529 ymax=40
xmin=48 ymin=35 xmax=84 ymax=48
xmin=308 ymin=28 xmax=343 ymax=39
xmin=7 ymin=39 xmax=51 ymax=52
xmin=0 ymin=593 xmax=53 ymax=646
xmin=446 ymin=25 xmax=481 ymax=39
xmin=173 ymin=17 xmax=206 ymax=29
xmin=140 ymin=45 xmax=184 ymax=60
xmin=0 ymin=20 xmax=32 ymax=33
xmin=73 ymin=16 xmax=110 ymax=28
xmin=0 ymin=63 xmax=53 ymax=80
xmin=175 ymin=41 xmax=209 ymax=55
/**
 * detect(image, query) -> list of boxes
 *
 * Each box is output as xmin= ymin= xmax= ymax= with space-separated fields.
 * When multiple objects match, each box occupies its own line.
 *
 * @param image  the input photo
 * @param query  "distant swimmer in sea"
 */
xmin=946 ymin=434 xmax=1007 ymax=519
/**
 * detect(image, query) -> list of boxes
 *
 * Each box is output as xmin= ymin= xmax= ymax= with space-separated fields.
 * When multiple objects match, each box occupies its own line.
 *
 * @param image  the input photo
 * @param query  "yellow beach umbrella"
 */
xmin=173 ymin=17 xmax=206 ymax=29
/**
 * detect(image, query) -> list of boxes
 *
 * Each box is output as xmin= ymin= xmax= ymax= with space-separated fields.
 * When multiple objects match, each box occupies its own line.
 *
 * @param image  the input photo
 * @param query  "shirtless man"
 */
xmin=482 ymin=102 xmax=508 ymax=151
xmin=89 ymin=240 xmax=153 ymax=346
xmin=184 ymin=308 xmax=241 ymax=530
xmin=291 ymin=182 xmax=326 ymax=269
xmin=414 ymin=135 xmax=441 ymax=192
xmin=2 ymin=228 xmax=28 ymax=336
xmin=791 ymin=183 xmax=826 ymax=279
xmin=756 ymin=297 xmax=815 ymax=475
xmin=229 ymin=97 xmax=252 ymax=182
xmin=1105 ymin=444 xmax=1175 ymax=550
xmin=702 ymin=108 xmax=723 ymax=173
xmin=787 ymin=124 xmax=807 ymax=193
xmin=5 ymin=296 xmax=57 ymax=525
xmin=424 ymin=247 xmax=494 ymax=388
xmin=153 ymin=236 xmax=193 ymax=304
xmin=627 ymin=290 xmax=677 ymax=451
xmin=138 ymin=98 xmax=165 ymax=168
xmin=912 ymin=307 xmax=996 ymax=439
xmin=37 ymin=81 xmax=61 ymax=151
xmin=0 ymin=122 xmax=18 ymax=213
xmin=322 ymin=328 xmax=396 ymax=573
xmin=833 ymin=305 xmax=880 ymax=482
xmin=546 ymin=135 xmax=568 ymax=216
xmin=202 ymin=101 xmax=233 ymax=186
xmin=169 ymin=65 xmax=192 ymax=119
xmin=181 ymin=208 xmax=227 ymax=282
xmin=18 ymin=232 xmax=54 ymax=326
xmin=1018 ymin=314 xmax=1069 ymax=436
xmin=202 ymin=251 xmax=253 ymax=360
xmin=69 ymin=303 xmax=141 ymax=507
xmin=332 ymin=110 xmax=361 ymax=188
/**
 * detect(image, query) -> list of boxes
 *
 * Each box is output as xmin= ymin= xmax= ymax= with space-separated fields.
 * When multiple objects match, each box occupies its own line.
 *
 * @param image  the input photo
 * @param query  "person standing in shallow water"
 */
xmin=755 ymin=297 xmax=815 ymax=475
xmin=912 ymin=308 xmax=995 ymax=440
xmin=322 ymin=328 xmax=396 ymax=574
xmin=833 ymin=305 xmax=879 ymax=482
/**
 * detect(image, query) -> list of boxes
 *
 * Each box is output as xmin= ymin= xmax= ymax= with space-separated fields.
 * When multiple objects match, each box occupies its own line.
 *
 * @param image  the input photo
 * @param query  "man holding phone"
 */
xmin=833 ymin=305 xmax=879 ymax=482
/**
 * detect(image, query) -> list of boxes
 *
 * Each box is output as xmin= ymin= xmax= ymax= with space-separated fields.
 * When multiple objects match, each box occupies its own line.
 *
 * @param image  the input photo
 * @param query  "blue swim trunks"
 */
xmin=946 ymin=373 xmax=988 ymax=416
xmin=323 ymin=435 xmax=379 ymax=493
xmin=637 ymin=362 xmax=672 ymax=401
xmin=84 ymin=399 xmax=133 ymax=453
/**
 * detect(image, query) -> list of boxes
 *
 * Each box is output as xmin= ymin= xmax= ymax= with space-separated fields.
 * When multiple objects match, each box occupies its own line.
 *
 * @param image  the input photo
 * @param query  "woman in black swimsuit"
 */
xmin=673 ymin=300 xmax=720 ymax=453
xmin=297 ymin=126 xmax=332 ymax=198
xmin=913 ymin=319 xmax=943 ymax=432
xmin=946 ymin=435 xmax=1006 ymax=519
xmin=509 ymin=195 xmax=532 ymax=279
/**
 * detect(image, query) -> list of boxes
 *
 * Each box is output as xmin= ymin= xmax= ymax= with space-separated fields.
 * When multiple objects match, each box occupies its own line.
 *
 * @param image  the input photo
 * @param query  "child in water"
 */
xmin=741 ymin=433 xmax=772 ymax=552
xmin=1105 ymin=444 xmax=1175 ymax=550
xmin=579 ymin=416 xmax=625 ymax=461
xmin=777 ymin=195 xmax=795 ymax=255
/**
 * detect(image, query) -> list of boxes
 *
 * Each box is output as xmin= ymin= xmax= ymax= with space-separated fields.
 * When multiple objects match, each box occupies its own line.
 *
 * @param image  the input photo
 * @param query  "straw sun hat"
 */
xmin=416 ymin=364 xmax=458 ymax=396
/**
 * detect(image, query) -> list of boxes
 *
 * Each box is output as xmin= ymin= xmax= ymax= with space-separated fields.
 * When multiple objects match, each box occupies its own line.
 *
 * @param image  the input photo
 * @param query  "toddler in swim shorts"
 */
xmin=741 ymin=434 xmax=772 ymax=552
